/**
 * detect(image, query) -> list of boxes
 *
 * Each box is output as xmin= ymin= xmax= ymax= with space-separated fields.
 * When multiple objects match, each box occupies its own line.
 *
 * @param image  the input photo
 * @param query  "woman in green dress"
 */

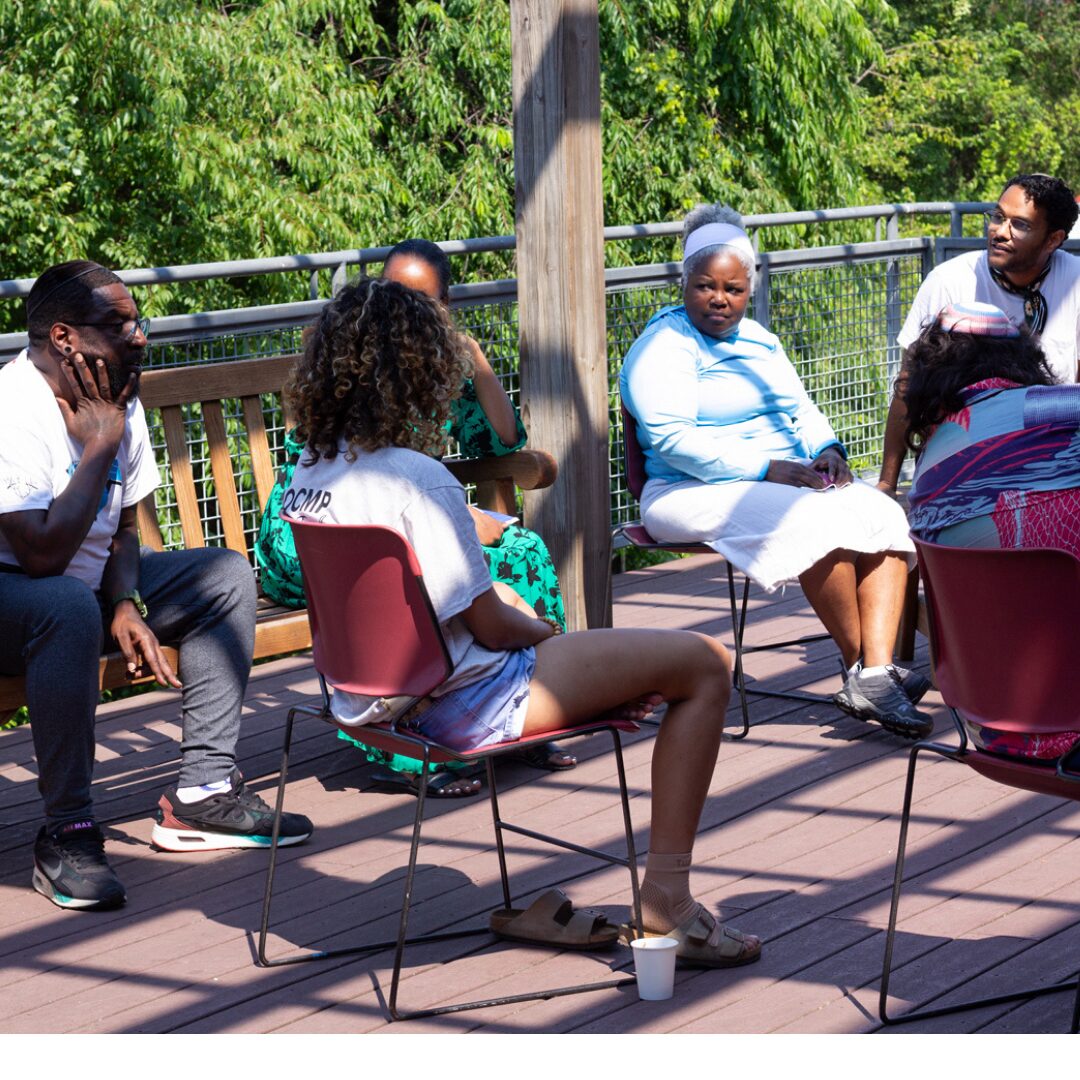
xmin=255 ymin=240 xmax=572 ymax=795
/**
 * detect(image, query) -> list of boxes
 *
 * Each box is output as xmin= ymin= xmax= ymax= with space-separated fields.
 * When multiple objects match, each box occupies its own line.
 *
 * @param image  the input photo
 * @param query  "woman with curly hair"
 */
xmin=905 ymin=300 xmax=1080 ymax=759
xmin=257 ymin=241 xmax=573 ymax=791
xmin=282 ymin=275 xmax=761 ymax=968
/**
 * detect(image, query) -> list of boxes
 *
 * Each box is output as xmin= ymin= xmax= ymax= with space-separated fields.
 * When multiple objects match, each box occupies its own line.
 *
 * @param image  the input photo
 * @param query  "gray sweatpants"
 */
xmin=0 ymin=547 xmax=257 ymax=830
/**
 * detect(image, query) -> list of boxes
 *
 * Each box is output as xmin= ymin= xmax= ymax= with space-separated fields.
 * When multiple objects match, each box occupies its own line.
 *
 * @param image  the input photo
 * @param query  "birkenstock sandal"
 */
xmin=489 ymin=887 xmax=620 ymax=950
xmin=622 ymin=906 xmax=762 ymax=968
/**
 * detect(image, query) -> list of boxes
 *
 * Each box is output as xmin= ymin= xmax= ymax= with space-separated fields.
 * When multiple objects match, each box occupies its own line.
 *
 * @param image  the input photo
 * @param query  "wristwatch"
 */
xmin=111 ymin=589 xmax=148 ymax=619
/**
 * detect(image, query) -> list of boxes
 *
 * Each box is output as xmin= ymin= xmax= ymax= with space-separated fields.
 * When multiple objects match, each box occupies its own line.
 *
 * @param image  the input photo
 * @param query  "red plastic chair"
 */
xmin=257 ymin=520 xmax=643 ymax=1021
xmin=879 ymin=538 xmax=1080 ymax=1030
xmin=616 ymin=401 xmax=834 ymax=738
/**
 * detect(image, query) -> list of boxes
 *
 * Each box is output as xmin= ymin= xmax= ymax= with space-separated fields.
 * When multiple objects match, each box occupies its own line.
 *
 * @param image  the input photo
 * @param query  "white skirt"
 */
xmin=641 ymin=476 xmax=915 ymax=593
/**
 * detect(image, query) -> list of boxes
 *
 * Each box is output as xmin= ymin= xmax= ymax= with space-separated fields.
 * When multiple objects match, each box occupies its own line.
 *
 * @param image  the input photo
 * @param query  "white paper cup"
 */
xmin=631 ymin=936 xmax=679 ymax=1000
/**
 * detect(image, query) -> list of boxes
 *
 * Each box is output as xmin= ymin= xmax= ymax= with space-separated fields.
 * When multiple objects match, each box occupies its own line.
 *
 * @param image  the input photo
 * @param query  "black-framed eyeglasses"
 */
xmin=69 ymin=315 xmax=151 ymax=342
xmin=984 ymin=210 xmax=1035 ymax=239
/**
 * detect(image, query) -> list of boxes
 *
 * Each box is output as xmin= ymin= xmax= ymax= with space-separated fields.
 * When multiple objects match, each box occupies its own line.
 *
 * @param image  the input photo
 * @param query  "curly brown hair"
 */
xmin=286 ymin=276 xmax=473 ymax=461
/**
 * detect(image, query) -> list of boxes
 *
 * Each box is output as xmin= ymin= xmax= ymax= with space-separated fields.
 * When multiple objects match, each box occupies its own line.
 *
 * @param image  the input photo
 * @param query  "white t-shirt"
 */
xmin=897 ymin=249 xmax=1080 ymax=383
xmin=283 ymin=443 xmax=507 ymax=726
xmin=0 ymin=352 xmax=160 ymax=589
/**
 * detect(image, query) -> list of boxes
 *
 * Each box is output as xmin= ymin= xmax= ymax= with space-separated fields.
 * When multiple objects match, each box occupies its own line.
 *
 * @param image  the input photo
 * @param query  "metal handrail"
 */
xmin=0 ymin=201 xmax=993 ymax=301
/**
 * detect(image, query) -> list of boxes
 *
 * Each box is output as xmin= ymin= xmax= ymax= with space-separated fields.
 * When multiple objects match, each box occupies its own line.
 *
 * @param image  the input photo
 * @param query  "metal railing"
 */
xmin=9 ymin=200 xmax=1058 ymax=555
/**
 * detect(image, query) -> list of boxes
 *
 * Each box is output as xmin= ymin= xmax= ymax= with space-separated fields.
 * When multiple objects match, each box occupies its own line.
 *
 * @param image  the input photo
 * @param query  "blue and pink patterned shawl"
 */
xmin=908 ymin=378 xmax=1080 ymax=539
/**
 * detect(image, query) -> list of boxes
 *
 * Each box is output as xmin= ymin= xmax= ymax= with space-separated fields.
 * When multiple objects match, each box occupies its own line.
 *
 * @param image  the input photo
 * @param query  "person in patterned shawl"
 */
xmin=905 ymin=301 xmax=1080 ymax=760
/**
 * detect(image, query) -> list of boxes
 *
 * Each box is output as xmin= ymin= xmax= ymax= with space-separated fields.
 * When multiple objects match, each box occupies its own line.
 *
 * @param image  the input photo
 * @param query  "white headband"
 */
xmin=683 ymin=222 xmax=755 ymax=265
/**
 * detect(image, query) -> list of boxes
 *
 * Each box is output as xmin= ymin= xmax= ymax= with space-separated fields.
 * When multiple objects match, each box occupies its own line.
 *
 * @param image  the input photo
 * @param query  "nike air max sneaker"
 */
xmin=151 ymin=769 xmax=313 ymax=851
xmin=32 ymin=821 xmax=126 ymax=911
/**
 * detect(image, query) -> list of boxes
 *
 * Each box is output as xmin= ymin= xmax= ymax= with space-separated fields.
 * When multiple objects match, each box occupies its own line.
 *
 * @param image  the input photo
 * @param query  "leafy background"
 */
xmin=1 ymin=0 xmax=1076 ymax=330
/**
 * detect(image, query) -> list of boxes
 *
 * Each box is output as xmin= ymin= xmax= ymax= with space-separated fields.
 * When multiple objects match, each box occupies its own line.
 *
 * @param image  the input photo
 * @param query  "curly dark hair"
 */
xmin=1000 ymin=173 xmax=1078 ymax=236
xmin=903 ymin=320 xmax=1055 ymax=451
xmin=286 ymin=276 xmax=472 ymax=462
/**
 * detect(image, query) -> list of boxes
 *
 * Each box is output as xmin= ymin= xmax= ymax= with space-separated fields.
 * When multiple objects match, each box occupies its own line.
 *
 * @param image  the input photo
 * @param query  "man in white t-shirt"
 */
xmin=0 ymin=261 xmax=312 ymax=912
xmin=878 ymin=173 xmax=1080 ymax=494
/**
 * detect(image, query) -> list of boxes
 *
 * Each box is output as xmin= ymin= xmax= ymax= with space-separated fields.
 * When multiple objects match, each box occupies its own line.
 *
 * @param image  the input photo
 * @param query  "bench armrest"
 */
xmin=445 ymin=450 xmax=558 ymax=492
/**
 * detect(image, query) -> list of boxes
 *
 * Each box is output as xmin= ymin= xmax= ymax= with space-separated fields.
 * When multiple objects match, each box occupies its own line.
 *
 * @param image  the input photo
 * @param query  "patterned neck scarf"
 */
xmin=988 ymin=258 xmax=1052 ymax=335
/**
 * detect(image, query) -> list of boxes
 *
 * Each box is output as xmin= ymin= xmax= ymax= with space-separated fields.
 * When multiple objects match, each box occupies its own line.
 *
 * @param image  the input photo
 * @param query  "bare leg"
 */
xmin=798 ymin=549 xmax=861 ymax=668
xmin=521 ymin=627 xmax=759 ymax=962
xmin=523 ymin=628 xmax=730 ymax=853
xmin=853 ymin=552 xmax=908 ymax=667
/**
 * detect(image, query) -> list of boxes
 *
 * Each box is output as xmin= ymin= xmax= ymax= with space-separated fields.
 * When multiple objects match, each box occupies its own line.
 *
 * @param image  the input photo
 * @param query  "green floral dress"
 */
xmin=255 ymin=384 xmax=565 ymax=775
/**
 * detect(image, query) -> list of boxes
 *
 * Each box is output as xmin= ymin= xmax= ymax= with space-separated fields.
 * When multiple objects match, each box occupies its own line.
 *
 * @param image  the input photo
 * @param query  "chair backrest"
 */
xmin=288 ymin=519 xmax=452 ymax=698
xmin=913 ymin=537 xmax=1080 ymax=734
xmin=620 ymin=401 xmax=649 ymax=502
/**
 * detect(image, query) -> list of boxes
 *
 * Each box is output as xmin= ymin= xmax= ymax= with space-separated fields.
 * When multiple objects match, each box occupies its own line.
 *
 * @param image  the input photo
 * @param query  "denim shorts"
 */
xmin=410 ymin=647 xmax=537 ymax=752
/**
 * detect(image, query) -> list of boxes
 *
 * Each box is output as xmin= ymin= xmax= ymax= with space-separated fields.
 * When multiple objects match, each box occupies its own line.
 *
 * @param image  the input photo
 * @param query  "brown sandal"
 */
xmin=666 ymin=907 xmax=761 ymax=968
xmin=490 ymin=887 xmax=619 ymax=950
xmin=623 ymin=907 xmax=762 ymax=968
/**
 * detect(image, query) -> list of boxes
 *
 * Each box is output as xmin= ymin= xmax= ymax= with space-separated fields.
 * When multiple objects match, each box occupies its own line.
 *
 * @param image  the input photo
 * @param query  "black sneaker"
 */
xmin=888 ymin=664 xmax=933 ymax=706
xmin=833 ymin=668 xmax=934 ymax=740
xmin=32 ymin=821 xmax=126 ymax=911
xmin=151 ymin=770 xmax=313 ymax=852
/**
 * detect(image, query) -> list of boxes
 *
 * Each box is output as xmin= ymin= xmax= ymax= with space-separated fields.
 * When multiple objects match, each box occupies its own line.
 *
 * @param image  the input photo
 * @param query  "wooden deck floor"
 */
xmin=2 ymin=553 xmax=1078 ymax=1034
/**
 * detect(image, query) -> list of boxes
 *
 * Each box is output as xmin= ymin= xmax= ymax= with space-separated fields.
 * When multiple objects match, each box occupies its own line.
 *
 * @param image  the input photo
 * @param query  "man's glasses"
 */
xmin=984 ymin=210 xmax=1035 ymax=239
xmin=70 ymin=315 xmax=151 ymax=342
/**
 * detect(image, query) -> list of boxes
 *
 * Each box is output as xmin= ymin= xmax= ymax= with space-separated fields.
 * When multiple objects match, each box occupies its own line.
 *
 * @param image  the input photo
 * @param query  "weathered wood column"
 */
xmin=510 ymin=0 xmax=611 ymax=630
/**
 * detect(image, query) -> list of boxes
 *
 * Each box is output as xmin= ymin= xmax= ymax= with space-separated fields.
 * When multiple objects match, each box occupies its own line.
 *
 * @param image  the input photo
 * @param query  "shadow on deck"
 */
xmin=2 ymin=554 xmax=1077 ymax=1034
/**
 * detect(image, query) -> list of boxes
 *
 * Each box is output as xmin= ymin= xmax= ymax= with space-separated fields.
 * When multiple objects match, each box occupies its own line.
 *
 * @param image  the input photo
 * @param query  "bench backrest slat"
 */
xmin=242 ymin=394 xmax=277 ymax=511
xmin=137 ymin=494 xmax=165 ymax=551
xmin=161 ymin=404 xmax=207 ymax=549
xmin=201 ymin=400 xmax=248 ymax=554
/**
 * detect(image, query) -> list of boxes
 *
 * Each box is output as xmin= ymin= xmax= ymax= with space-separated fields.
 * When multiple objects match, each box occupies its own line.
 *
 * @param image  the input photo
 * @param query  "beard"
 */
xmin=107 ymin=348 xmax=145 ymax=399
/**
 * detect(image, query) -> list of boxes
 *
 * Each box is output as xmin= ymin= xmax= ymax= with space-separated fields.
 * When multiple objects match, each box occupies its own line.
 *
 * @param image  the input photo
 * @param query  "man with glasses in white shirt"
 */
xmin=0 ymin=260 xmax=312 ymax=913
xmin=878 ymin=173 xmax=1080 ymax=495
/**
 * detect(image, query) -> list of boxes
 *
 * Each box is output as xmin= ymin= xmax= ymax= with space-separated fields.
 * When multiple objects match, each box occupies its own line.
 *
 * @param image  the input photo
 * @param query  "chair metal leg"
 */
xmin=390 ymin=728 xmax=639 ymax=1020
xmin=726 ymin=565 xmax=751 ymax=741
xmin=258 ymin=712 xmax=640 ymax=1021
xmin=257 ymin=705 xmax=297 ymax=966
xmin=880 ymin=742 xmax=1080 ymax=1029
xmin=487 ymin=757 xmax=513 ymax=909
xmin=726 ymin=569 xmax=832 ymax=733
xmin=611 ymin=729 xmax=644 ymax=937
xmin=257 ymin=718 xmax=492 ymax=975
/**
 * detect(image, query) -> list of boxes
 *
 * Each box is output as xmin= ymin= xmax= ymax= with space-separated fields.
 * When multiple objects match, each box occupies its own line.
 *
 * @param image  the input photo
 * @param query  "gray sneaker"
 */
xmin=833 ymin=668 xmax=933 ymax=740
xmin=888 ymin=664 xmax=933 ymax=706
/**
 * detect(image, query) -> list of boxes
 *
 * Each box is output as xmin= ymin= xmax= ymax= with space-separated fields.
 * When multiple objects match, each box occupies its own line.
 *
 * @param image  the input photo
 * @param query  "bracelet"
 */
xmin=539 ymin=616 xmax=563 ymax=635
xmin=111 ymin=589 xmax=148 ymax=619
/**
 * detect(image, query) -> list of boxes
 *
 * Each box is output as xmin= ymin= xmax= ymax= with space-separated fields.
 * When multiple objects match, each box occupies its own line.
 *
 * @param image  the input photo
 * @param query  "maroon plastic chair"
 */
xmin=616 ymin=401 xmax=833 ymax=739
xmin=879 ymin=538 xmax=1080 ymax=1030
xmin=257 ymin=520 xmax=643 ymax=1021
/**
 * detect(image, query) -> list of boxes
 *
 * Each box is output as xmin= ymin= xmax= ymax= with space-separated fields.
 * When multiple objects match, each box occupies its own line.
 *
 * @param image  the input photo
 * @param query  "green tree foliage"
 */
xmin=0 ymin=0 xmax=887 ymax=327
xmin=858 ymin=0 xmax=1080 ymax=204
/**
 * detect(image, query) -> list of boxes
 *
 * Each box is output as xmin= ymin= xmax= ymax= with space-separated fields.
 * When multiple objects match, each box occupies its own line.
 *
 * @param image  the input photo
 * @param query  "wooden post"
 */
xmin=510 ymin=0 xmax=611 ymax=630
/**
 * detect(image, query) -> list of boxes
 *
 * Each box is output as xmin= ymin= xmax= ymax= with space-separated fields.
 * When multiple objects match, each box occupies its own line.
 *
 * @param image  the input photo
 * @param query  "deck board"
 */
xmin=2 ymin=553 xmax=1077 ymax=1034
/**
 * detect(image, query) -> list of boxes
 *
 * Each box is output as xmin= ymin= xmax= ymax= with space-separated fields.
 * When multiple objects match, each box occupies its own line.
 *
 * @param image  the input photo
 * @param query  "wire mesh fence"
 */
xmin=131 ymin=244 xmax=929 ymax=559
xmin=134 ymin=250 xmax=923 ymax=562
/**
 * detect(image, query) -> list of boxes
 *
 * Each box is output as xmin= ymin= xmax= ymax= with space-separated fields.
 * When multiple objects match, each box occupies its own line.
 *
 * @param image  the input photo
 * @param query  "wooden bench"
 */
xmin=0 ymin=354 xmax=557 ymax=717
